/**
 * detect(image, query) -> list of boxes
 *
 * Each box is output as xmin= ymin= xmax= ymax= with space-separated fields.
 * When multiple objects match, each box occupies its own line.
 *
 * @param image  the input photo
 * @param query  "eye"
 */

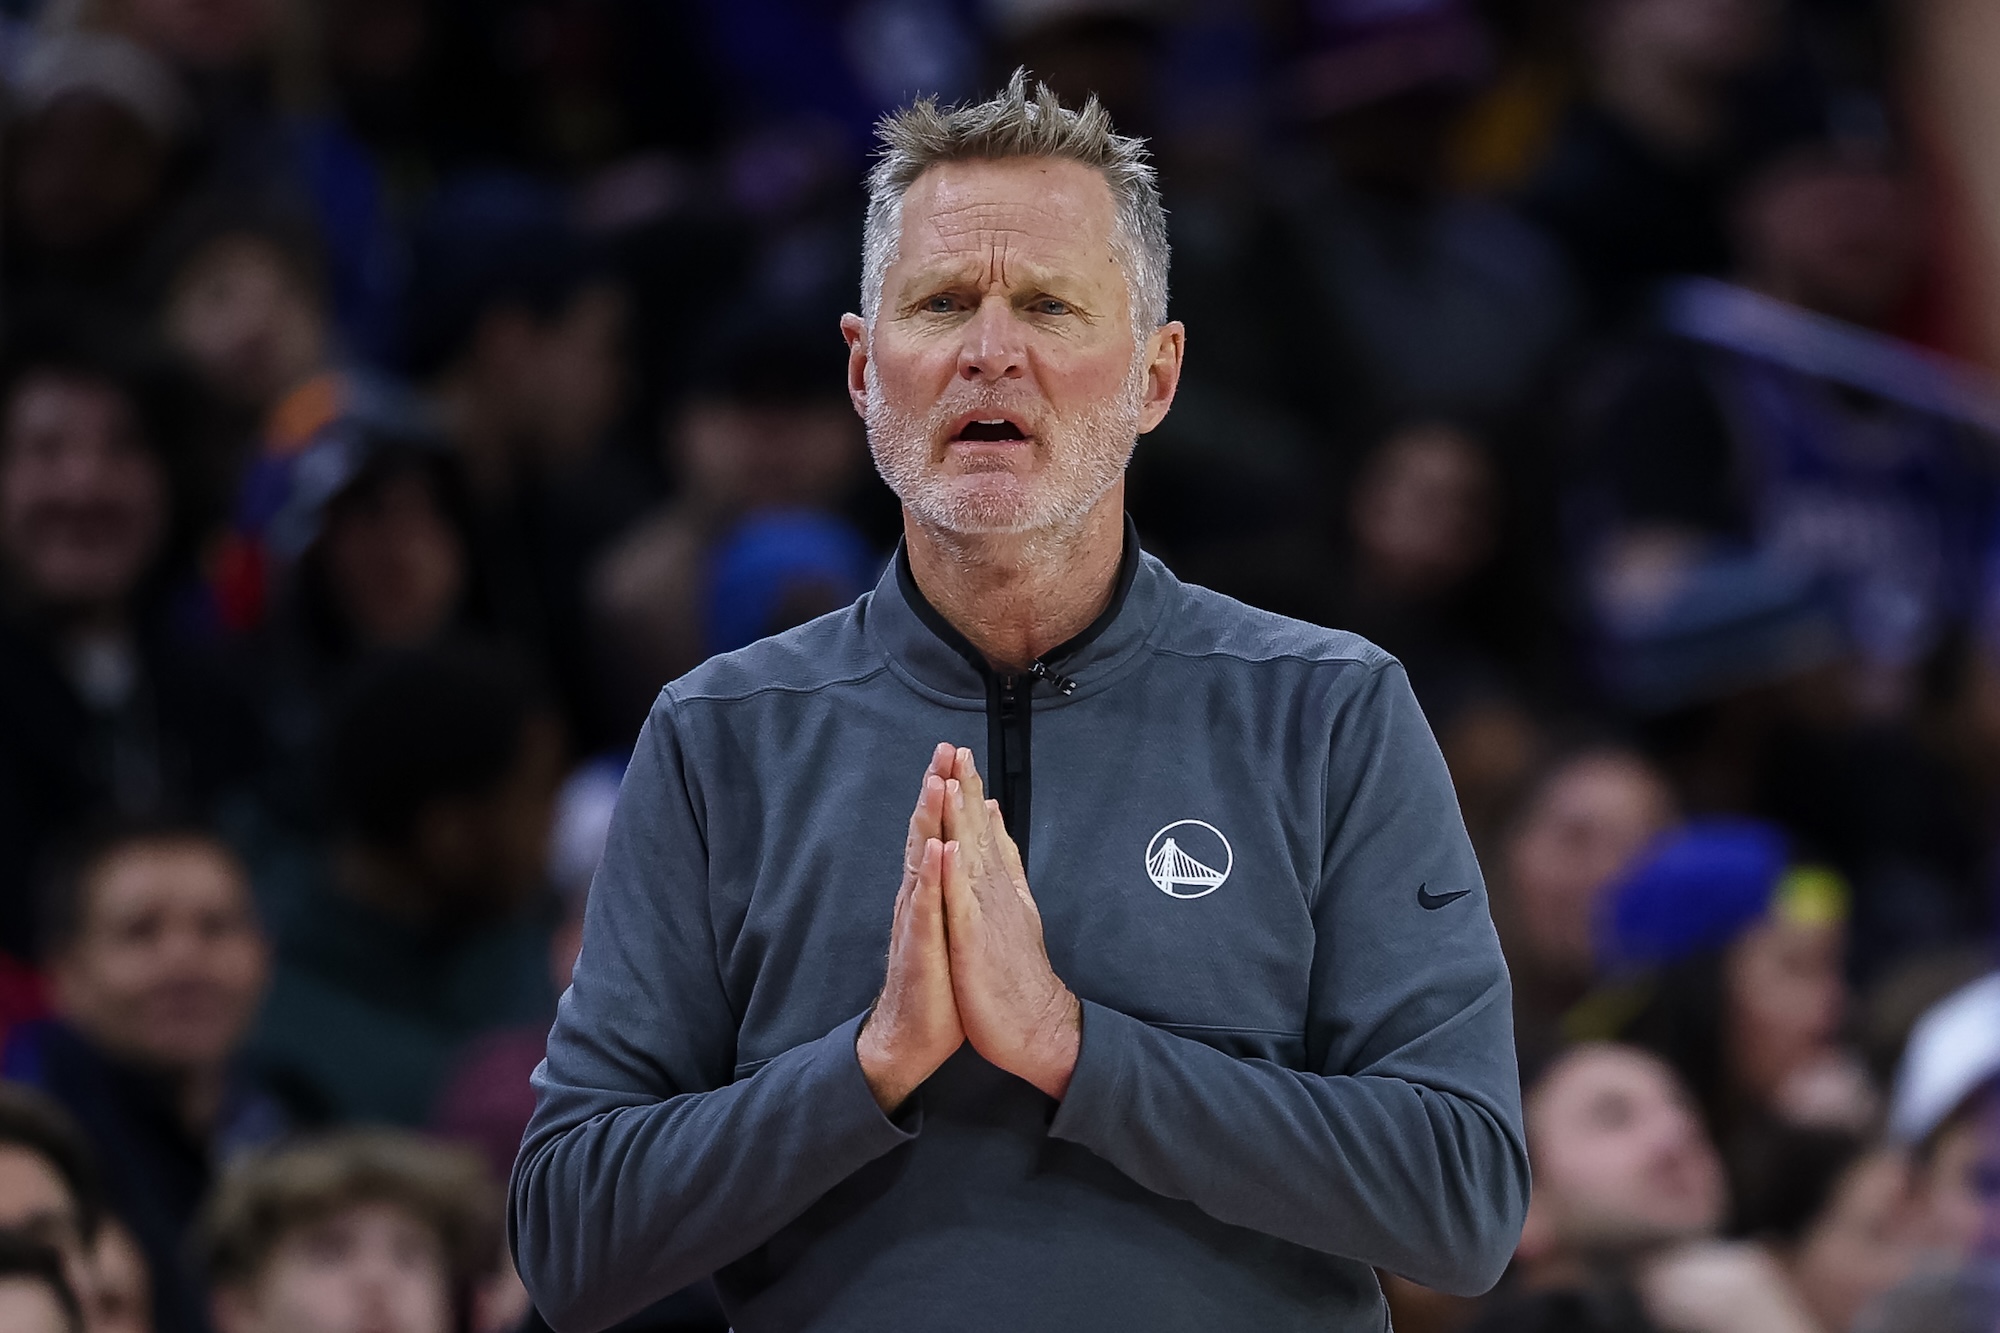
xmin=1032 ymin=297 xmax=1071 ymax=316
xmin=922 ymin=294 xmax=962 ymax=314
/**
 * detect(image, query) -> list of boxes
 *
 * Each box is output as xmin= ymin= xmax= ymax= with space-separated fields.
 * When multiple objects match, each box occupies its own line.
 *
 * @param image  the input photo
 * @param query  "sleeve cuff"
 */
xmin=815 ymin=1009 xmax=924 ymax=1145
xmin=1046 ymin=998 xmax=1136 ymax=1149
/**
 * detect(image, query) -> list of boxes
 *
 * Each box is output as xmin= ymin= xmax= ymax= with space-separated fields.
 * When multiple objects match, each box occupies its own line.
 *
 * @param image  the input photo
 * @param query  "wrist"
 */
xmin=1022 ymin=989 xmax=1083 ymax=1101
xmin=856 ymin=1016 xmax=937 ymax=1114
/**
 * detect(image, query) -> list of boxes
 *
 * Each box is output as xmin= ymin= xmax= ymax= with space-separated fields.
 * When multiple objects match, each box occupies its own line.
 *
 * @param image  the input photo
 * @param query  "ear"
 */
xmin=1135 ymin=320 xmax=1186 ymax=436
xmin=839 ymin=313 xmax=870 ymax=421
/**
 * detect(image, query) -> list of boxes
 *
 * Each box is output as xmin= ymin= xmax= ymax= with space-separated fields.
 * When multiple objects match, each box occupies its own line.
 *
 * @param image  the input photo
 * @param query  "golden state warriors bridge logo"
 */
xmin=1144 ymin=820 xmax=1233 ymax=899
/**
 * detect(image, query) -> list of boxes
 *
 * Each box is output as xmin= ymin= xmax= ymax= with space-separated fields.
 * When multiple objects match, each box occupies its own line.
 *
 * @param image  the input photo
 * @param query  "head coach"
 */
xmin=510 ymin=71 xmax=1529 ymax=1333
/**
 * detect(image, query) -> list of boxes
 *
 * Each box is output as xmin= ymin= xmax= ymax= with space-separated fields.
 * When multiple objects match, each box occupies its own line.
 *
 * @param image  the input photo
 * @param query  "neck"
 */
xmin=903 ymin=490 xmax=1126 ymax=673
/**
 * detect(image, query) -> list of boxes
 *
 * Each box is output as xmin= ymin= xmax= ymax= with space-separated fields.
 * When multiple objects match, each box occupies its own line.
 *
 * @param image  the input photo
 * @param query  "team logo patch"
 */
xmin=1145 ymin=820 xmax=1233 ymax=899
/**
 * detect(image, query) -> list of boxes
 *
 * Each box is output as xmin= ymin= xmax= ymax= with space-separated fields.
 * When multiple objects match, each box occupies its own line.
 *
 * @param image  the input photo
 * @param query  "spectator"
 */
xmin=1523 ymin=0 xmax=1788 ymax=320
xmin=589 ymin=320 xmax=873 ymax=739
xmin=0 ymin=320 xmax=259 ymax=964
xmin=198 ymin=1130 xmax=497 ymax=1333
xmin=250 ymin=426 xmax=512 ymax=815
xmin=1278 ymin=0 xmax=1577 ymax=441
xmin=1493 ymin=746 xmax=1678 ymax=1066
xmin=154 ymin=203 xmax=429 ymax=635
xmin=1730 ymin=1126 xmax=1924 ymax=1332
xmin=2 ymin=822 xmax=280 ymax=1333
xmin=1886 ymin=972 xmax=2000 ymax=1262
xmin=1494 ymin=1042 xmax=1821 ymax=1333
xmin=1592 ymin=821 xmax=1879 ymax=1200
xmin=249 ymin=648 xmax=563 ymax=1125
xmin=1 ymin=31 xmax=192 ymax=316
xmin=402 ymin=181 xmax=646 ymax=743
xmin=0 ymin=1232 xmax=87 ymax=1333
xmin=0 ymin=1083 xmax=106 ymax=1328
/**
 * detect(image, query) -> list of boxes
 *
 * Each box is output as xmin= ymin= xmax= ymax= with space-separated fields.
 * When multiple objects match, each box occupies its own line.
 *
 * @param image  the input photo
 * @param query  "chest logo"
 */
xmin=1145 ymin=820 xmax=1233 ymax=899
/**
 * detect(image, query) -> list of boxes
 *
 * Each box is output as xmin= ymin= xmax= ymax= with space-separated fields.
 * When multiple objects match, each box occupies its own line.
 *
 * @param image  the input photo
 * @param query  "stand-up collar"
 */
xmin=865 ymin=514 xmax=1167 ymax=707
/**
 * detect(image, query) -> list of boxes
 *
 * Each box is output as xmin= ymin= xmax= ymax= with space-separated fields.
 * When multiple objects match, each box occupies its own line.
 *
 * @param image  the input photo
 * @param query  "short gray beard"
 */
xmin=863 ymin=353 xmax=1146 ymax=539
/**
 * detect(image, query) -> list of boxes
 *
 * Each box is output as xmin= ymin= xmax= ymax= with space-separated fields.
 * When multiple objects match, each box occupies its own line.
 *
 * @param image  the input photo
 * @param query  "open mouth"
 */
xmin=948 ymin=413 xmax=1032 ymax=445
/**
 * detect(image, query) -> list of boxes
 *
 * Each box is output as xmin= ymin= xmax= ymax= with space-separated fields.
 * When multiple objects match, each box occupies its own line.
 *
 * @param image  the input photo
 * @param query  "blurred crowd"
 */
xmin=1 ymin=0 xmax=1998 ymax=1331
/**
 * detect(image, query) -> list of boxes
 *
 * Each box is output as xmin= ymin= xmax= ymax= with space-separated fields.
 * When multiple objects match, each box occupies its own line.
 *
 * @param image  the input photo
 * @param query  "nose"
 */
xmin=957 ymin=295 xmax=1027 ymax=383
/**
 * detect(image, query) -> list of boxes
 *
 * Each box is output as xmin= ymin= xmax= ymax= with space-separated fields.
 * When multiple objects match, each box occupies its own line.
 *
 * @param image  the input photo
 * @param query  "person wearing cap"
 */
xmin=1885 ymin=972 xmax=2000 ymax=1262
xmin=2 ymin=30 xmax=190 ymax=314
xmin=1579 ymin=820 xmax=1877 ymax=1180
xmin=513 ymin=73 xmax=1527 ymax=1333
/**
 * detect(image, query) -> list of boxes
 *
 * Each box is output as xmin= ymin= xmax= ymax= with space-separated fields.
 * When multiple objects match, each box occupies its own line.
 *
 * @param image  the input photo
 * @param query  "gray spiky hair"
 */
xmin=860 ymin=69 xmax=1169 ymax=337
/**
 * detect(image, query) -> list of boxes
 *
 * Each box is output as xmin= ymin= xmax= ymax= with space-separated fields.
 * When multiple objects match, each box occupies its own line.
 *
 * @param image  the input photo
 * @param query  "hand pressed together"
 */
xmin=855 ymin=744 xmax=1082 ymax=1112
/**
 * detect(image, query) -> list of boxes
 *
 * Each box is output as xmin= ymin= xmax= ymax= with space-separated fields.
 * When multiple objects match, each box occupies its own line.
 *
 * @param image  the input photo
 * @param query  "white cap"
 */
xmin=1888 ymin=971 xmax=2000 ymax=1144
xmin=13 ymin=30 xmax=191 ymax=142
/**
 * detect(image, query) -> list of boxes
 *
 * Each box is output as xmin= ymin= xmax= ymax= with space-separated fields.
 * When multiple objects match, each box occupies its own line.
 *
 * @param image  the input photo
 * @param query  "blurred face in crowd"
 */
xmin=0 ymin=370 xmax=167 ymax=617
xmin=845 ymin=156 xmax=1182 ymax=538
xmin=476 ymin=284 xmax=628 ymax=471
xmin=1913 ymin=1088 xmax=2000 ymax=1259
xmin=1520 ymin=1045 xmax=1727 ymax=1266
xmin=51 ymin=837 xmax=269 ymax=1079
xmin=1350 ymin=422 xmax=1499 ymax=600
xmin=318 ymin=465 xmax=466 ymax=649
xmin=1784 ymin=1150 xmax=1922 ymax=1333
xmin=0 ymin=1279 xmax=72 ymax=1333
xmin=10 ymin=95 xmax=173 ymax=257
xmin=119 ymin=0 xmax=276 ymax=70
xmin=165 ymin=234 xmax=326 ymax=412
xmin=1740 ymin=154 xmax=1923 ymax=330
xmin=674 ymin=398 xmax=862 ymax=513
xmin=1722 ymin=913 xmax=1847 ymax=1114
xmin=1503 ymin=753 xmax=1677 ymax=986
xmin=0 ymin=1146 xmax=89 ymax=1301
xmin=213 ymin=1201 xmax=452 ymax=1333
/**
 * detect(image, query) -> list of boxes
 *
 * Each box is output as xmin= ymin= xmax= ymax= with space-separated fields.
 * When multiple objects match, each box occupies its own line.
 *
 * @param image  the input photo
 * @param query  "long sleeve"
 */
xmin=1047 ymin=660 xmax=1529 ymax=1296
xmin=508 ymin=696 xmax=915 ymax=1333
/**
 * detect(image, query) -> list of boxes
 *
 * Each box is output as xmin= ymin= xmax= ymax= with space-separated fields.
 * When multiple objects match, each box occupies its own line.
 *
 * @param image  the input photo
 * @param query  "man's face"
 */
xmin=214 ymin=1202 xmax=453 ymax=1333
xmin=1915 ymin=1089 xmax=2000 ymax=1259
xmin=844 ymin=156 xmax=1181 ymax=537
xmin=0 ymin=372 xmax=167 ymax=613
xmin=165 ymin=235 xmax=325 ymax=410
xmin=1523 ymin=1045 xmax=1727 ymax=1261
xmin=51 ymin=839 xmax=270 ymax=1076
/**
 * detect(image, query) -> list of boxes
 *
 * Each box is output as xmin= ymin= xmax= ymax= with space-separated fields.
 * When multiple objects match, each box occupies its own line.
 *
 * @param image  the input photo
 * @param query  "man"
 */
xmin=199 ymin=1131 xmax=497 ymax=1333
xmin=4 ymin=824 xmax=278 ymax=1333
xmin=1482 ymin=1043 xmax=1820 ymax=1333
xmin=251 ymin=647 xmax=563 ymax=1126
xmin=513 ymin=73 xmax=1528 ymax=1332
xmin=0 ymin=322 xmax=259 ymax=963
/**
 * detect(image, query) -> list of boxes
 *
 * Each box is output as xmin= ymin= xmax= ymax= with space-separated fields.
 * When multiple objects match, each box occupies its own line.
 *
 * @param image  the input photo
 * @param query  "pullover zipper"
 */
xmin=892 ymin=519 xmax=1140 ymax=871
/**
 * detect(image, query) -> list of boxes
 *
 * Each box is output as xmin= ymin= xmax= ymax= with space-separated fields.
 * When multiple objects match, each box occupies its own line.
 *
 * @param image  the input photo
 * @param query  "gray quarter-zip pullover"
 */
xmin=511 ymin=526 xmax=1529 ymax=1332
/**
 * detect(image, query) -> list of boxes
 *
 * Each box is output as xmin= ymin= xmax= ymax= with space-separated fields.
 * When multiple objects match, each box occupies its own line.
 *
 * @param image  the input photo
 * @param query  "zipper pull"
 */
xmin=1027 ymin=659 xmax=1078 ymax=696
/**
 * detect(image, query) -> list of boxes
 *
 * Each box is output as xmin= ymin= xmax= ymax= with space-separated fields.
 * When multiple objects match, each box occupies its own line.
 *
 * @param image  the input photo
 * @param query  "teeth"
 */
xmin=978 ymin=419 xmax=1005 ymax=425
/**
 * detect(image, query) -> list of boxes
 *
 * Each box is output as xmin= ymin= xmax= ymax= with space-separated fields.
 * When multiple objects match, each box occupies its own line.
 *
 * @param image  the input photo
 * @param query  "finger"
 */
xmin=941 ymin=838 xmax=978 ymax=934
xmin=903 ymin=775 xmax=945 ymax=883
xmin=930 ymin=741 xmax=957 ymax=779
xmin=951 ymin=749 xmax=990 ymax=844
xmin=912 ymin=838 xmax=947 ymax=944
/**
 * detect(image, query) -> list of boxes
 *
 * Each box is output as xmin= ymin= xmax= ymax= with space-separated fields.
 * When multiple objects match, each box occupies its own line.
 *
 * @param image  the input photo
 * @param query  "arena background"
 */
xmin=1 ymin=1 xmax=1998 ymax=1331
